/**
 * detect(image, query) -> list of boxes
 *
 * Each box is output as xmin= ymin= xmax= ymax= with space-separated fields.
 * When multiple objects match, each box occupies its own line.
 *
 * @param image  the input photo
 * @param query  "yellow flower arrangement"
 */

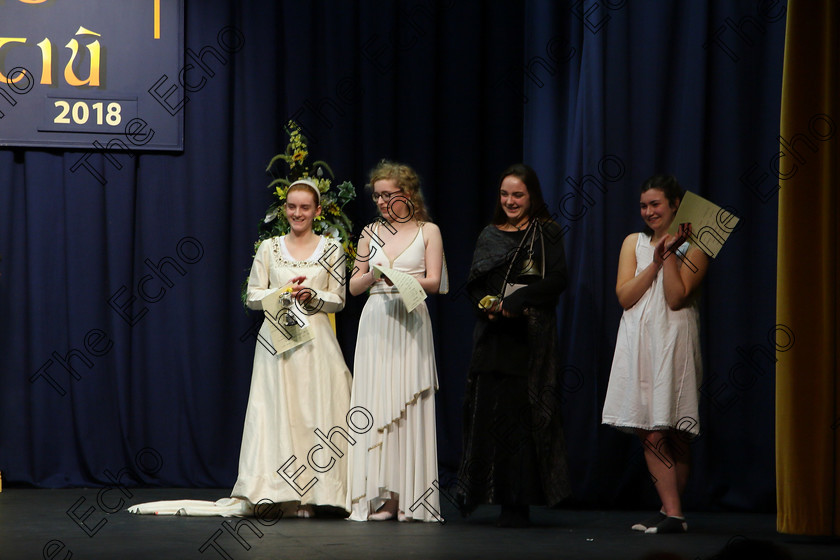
xmin=260 ymin=121 xmax=355 ymax=246
xmin=242 ymin=121 xmax=357 ymax=304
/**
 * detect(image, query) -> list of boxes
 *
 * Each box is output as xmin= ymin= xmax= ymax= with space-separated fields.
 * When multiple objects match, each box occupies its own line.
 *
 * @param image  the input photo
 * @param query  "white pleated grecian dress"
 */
xmin=127 ymin=235 xmax=352 ymax=517
xmin=347 ymin=223 xmax=441 ymax=522
xmin=602 ymin=232 xmax=702 ymax=436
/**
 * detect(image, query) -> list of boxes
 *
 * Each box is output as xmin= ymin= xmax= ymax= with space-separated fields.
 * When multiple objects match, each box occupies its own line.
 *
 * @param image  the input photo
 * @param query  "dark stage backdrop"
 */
xmin=0 ymin=0 xmax=785 ymax=513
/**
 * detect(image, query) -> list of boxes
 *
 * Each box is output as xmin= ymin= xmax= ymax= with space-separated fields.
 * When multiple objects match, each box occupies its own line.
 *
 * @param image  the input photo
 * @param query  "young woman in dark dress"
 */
xmin=457 ymin=164 xmax=571 ymax=528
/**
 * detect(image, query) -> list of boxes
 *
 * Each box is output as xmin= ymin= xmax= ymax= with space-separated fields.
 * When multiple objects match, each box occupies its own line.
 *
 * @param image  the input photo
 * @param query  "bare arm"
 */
xmin=417 ymin=222 xmax=443 ymax=294
xmin=616 ymin=233 xmax=660 ymax=310
xmin=349 ymin=226 xmax=378 ymax=296
xmin=660 ymin=239 xmax=709 ymax=310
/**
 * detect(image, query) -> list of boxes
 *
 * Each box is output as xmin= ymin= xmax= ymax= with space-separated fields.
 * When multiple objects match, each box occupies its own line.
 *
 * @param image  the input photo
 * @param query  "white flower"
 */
xmin=264 ymin=208 xmax=278 ymax=223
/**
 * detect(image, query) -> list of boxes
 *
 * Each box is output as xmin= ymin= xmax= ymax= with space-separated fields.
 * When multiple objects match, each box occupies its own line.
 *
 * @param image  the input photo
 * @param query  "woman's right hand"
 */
xmin=653 ymin=234 xmax=672 ymax=266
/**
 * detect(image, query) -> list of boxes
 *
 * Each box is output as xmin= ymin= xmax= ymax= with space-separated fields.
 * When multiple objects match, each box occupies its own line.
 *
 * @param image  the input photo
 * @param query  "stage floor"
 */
xmin=0 ymin=488 xmax=835 ymax=559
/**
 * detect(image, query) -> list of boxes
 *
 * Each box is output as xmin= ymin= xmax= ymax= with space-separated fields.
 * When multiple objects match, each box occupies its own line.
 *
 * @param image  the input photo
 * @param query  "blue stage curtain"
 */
xmin=522 ymin=0 xmax=784 ymax=511
xmin=0 ymin=0 xmax=524 ymax=490
xmin=0 ymin=0 xmax=786 ymax=514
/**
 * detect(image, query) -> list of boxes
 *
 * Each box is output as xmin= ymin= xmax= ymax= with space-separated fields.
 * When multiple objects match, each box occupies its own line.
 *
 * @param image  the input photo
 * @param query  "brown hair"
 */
xmin=287 ymin=181 xmax=320 ymax=206
xmin=491 ymin=163 xmax=551 ymax=225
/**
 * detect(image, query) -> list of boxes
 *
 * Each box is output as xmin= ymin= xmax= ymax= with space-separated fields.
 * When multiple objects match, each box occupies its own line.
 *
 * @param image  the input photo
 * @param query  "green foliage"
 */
xmin=241 ymin=121 xmax=357 ymax=305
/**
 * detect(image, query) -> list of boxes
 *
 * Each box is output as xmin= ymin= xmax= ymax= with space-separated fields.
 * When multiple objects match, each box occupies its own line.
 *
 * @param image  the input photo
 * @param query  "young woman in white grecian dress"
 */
xmin=601 ymin=175 xmax=710 ymax=534
xmin=346 ymin=161 xmax=446 ymax=522
xmin=128 ymin=179 xmax=352 ymax=518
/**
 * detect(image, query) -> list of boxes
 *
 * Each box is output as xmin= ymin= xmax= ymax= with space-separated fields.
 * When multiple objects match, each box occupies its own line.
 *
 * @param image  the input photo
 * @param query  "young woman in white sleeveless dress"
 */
xmin=128 ymin=180 xmax=352 ymax=518
xmin=346 ymin=161 xmax=446 ymax=522
xmin=602 ymin=175 xmax=710 ymax=534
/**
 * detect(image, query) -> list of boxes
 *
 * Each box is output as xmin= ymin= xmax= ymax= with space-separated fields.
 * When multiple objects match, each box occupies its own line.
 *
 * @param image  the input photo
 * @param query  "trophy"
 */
xmin=279 ymin=287 xmax=297 ymax=327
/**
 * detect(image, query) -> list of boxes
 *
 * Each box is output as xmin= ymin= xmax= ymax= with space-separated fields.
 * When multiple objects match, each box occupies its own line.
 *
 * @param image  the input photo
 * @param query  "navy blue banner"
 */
xmin=0 ymin=0 xmax=184 ymax=151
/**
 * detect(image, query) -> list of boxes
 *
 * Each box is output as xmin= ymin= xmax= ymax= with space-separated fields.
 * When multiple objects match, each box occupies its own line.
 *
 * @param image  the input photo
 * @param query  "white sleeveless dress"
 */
xmin=346 ymin=223 xmax=441 ymax=521
xmin=602 ymin=232 xmax=702 ymax=435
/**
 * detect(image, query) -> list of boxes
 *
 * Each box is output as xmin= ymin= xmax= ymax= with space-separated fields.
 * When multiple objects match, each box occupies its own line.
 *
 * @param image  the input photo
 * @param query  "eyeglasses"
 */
xmin=371 ymin=190 xmax=403 ymax=202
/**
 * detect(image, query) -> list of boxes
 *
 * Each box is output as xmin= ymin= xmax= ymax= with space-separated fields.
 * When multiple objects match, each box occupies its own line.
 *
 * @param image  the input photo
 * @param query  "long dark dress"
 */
xmin=457 ymin=220 xmax=571 ymax=512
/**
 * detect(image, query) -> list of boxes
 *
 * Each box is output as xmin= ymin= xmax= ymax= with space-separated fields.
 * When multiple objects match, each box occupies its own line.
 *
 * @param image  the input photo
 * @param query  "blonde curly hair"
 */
xmin=368 ymin=160 xmax=431 ymax=223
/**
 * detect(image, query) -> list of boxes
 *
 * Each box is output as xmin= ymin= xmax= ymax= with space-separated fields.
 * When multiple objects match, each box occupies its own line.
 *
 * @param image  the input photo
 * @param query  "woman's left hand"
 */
xmin=663 ymin=223 xmax=692 ymax=252
xmin=677 ymin=222 xmax=691 ymax=245
xmin=671 ymin=222 xmax=692 ymax=249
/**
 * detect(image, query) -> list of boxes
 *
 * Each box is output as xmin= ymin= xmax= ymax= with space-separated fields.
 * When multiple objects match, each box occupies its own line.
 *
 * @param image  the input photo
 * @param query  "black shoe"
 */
xmin=497 ymin=505 xmax=530 ymax=528
xmin=645 ymin=516 xmax=687 ymax=534
xmin=631 ymin=511 xmax=666 ymax=532
xmin=453 ymin=492 xmax=471 ymax=518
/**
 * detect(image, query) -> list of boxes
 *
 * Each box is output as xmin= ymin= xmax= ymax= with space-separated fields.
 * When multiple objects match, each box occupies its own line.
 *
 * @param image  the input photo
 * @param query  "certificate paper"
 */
xmin=261 ymin=291 xmax=314 ymax=354
xmin=372 ymin=264 xmax=427 ymax=313
xmin=668 ymin=191 xmax=740 ymax=258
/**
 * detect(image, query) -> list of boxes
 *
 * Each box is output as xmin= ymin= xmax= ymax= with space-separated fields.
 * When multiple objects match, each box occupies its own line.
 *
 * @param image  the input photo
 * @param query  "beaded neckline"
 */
xmin=271 ymin=235 xmax=327 ymax=267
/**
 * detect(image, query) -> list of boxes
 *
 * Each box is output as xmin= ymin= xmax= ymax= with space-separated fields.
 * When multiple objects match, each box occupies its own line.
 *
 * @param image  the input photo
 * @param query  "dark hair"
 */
xmin=491 ymin=163 xmax=551 ymax=225
xmin=640 ymin=174 xmax=684 ymax=235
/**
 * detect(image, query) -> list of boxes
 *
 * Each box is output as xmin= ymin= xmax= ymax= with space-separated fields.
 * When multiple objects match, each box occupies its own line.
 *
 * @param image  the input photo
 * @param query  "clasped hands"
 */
xmin=284 ymin=276 xmax=316 ymax=300
xmin=653 ymin=223 xmax=692 ymax=266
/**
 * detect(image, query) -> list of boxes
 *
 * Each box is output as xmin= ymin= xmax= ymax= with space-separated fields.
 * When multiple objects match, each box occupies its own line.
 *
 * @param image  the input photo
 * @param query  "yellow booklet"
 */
xmin=668 ymin=191 xmax=739 ymax=258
